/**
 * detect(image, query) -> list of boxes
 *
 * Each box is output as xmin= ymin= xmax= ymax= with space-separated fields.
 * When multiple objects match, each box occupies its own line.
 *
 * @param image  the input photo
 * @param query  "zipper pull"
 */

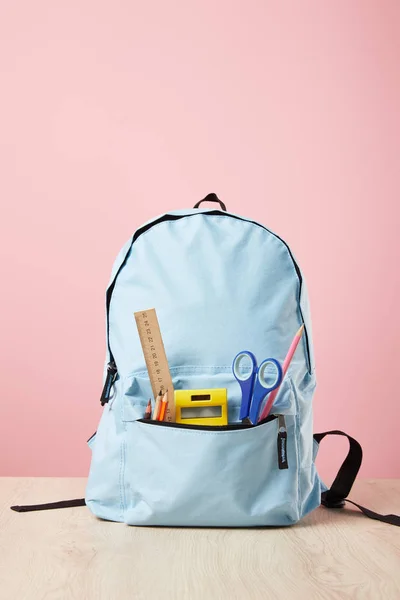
xmin=100 ymin=362 xmax=118 ymax=405
xmin=277 ymin=415 xmax=288 ymax=469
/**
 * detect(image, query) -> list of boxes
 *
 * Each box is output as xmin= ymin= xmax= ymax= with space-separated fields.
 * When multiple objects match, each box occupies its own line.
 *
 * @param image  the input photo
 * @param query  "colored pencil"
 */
xmin=152 ymin=389 xmax=163 ymax=420
xmin=258 ymin=325 xmax=305 ymax=421
xmin=144 ymin=399 xmax=152 ymax=420
xmin=158 ymin=390 xmax=169 ymax=421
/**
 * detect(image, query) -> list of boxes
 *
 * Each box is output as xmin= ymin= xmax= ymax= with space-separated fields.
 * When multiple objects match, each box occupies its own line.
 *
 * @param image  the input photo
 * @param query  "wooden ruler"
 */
xmin=134 ymin=308 xmax=175 ymax=422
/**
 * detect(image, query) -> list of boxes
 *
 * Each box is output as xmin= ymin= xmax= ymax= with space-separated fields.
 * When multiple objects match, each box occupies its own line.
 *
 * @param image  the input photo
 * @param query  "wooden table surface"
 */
xmin=0 ymin=478 xmax=399 ymax=600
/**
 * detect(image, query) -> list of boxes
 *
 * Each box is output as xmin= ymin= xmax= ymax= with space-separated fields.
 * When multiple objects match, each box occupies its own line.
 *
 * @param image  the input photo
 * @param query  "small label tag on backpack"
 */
xmin=277 ymin=415 xmax=288 ymax=469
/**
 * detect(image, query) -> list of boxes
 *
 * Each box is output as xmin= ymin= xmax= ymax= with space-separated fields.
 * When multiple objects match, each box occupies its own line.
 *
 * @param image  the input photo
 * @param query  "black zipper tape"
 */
xmin=87 ymin=431 xmax=97 ymax=443
xmin=137 ymin=414 xmax=277 ymax=431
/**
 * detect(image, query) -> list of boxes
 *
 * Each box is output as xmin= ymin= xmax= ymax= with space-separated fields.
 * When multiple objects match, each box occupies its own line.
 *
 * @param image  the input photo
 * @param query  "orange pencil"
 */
xmin=158 ymin=390 xmax=169 ymax=421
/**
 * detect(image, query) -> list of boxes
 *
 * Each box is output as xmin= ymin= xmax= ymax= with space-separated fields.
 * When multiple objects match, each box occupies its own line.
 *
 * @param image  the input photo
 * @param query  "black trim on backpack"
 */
xmin=314 ymin=431 xmax=400 ymax=527
xmin=10 ymin=498 xmax=85 ymax=512
xmin=87 ymin=431 xmax=97 ymax=443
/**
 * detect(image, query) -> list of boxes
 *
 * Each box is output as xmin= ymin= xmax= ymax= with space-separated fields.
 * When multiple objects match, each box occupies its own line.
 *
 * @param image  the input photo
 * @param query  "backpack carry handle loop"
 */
xmin=193 ymin=193 xmax=227 ymax=211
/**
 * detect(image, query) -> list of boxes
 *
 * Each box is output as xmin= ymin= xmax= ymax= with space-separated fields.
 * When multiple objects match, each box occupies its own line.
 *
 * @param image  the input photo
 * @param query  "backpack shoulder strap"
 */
xmin=314 ymin=430 xmax=400 ymax=527
xmin=10 ymin=498 xmax=85 ymax=512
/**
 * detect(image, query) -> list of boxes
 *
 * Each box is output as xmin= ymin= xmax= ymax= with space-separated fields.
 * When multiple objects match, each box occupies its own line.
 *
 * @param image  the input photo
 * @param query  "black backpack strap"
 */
xmin=314 ymin=430 xmax=400 ymax=527
xmin=10 ymin=498 xmax=85 ymax=512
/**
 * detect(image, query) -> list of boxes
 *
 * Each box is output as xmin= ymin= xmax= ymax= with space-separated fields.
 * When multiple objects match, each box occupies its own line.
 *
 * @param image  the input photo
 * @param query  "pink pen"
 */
xmin=258 ymin=324 xmax=305 ymax=421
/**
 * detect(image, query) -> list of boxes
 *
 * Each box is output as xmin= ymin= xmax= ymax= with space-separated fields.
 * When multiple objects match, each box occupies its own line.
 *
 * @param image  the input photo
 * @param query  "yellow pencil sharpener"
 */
xmin=174 ymin=389 xmax=228 ymax=426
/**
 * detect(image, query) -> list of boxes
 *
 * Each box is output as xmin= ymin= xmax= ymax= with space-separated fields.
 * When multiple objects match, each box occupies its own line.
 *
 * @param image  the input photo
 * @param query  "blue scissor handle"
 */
xmin=232 ymin=351 xmax=257 ymax=421
xmin=248 ymin=358 xmax=283 ymax=424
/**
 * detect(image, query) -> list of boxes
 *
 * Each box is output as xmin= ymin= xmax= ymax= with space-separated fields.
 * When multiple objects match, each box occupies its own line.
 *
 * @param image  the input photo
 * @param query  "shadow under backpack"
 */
xmin=12 ymin=194 xmax=399 ymax=528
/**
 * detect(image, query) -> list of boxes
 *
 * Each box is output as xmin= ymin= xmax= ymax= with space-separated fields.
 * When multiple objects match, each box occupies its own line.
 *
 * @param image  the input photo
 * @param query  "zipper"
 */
xmin=137 ymin=413 xmax=277 ymax=430
xmin=100 ymin=209 xmax=312 ymax=404
xmin=100 ymin=361 xmax=118 ymax=406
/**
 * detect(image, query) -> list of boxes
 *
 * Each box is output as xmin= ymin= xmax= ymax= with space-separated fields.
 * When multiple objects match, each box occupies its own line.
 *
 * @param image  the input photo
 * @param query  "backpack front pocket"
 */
xmin=122 ymin=414 xmax=300 ymax=527
xmin=121 ymin=366 xmax=297 ymax=423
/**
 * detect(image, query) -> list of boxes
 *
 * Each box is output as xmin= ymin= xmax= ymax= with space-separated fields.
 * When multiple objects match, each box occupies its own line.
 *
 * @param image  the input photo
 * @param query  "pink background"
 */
xmin=1 ymin=2 xmax=399 ymax=482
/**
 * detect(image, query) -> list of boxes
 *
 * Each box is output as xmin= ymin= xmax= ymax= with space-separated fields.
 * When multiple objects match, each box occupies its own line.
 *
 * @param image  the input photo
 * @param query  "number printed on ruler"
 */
xmin=145 ymin=318 xmax=162 ymax=386
xmin=134 ymin=308 xmax=175 ymax=421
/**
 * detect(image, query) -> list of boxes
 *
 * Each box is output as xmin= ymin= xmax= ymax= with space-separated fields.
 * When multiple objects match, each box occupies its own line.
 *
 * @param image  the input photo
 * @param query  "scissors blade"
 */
xmin=249 ymin=359 xmax=283 ymax=424
xmin=248 ymin=382 xmax=268 ymax=424
xmin=239 ymin=378 xmax=255 ymax=421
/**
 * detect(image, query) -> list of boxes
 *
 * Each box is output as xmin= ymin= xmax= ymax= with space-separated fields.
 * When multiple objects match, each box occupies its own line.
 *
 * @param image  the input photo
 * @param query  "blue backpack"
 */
xmin=11 ymin=194 xmax=399 ymax=527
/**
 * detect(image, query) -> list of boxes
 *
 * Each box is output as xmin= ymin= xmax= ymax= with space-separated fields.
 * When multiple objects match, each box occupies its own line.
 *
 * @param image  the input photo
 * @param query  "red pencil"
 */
xmin=144 ymin=399 xmax=152 ymax=420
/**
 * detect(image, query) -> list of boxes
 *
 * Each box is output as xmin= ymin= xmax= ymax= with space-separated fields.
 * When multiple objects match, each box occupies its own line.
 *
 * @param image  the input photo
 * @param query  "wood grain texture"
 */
xmin=0 ymin=478 xmax=399 ymax=600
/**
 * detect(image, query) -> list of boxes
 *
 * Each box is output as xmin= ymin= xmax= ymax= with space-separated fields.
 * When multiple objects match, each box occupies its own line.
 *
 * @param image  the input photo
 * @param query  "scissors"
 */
xmin=232 ymin=351 xmax=283 ymax=424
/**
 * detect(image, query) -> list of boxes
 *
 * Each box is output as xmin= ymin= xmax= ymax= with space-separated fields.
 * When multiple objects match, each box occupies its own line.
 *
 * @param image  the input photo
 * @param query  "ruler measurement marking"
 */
xmin=134 ymin=309 xmax=175 ymax=422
